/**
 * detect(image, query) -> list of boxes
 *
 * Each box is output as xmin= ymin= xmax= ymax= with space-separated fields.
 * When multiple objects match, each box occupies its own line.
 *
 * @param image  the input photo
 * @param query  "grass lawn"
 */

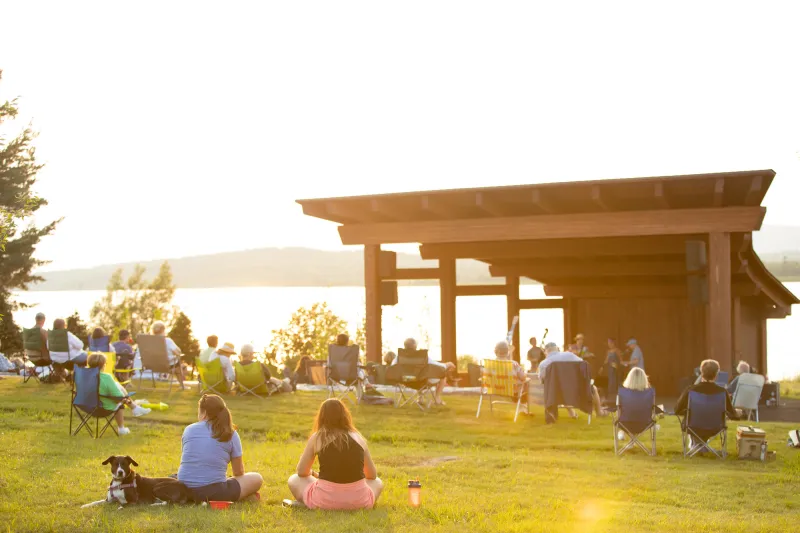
xmin=0 ymin=379 xmax=798 ymax=533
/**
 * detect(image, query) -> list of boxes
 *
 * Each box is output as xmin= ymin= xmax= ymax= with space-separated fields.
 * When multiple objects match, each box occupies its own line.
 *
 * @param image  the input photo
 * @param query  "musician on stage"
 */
xmin=526 ymin=337 xmax=545 ymax=372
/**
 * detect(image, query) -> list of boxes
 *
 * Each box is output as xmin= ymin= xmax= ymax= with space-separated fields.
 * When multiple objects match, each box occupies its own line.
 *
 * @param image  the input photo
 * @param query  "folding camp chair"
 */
xmin=387 ymin=349 xmax=438 ymax=411
xmin=69 ymin=366 xmax=129 ymax=438
xmin=715 ymin=371 xmax=730 ymax=388
xmin=197 ymin=358 xmax=228 ymax=395
xmin=732 ymin=374 xmax=766 ymax=422
xmin=22 ymin=353 xmax=54 ymax=384
xmin=233 ymin=362 xmax=274 ymax=399
xmin=136 ymin=334 xmax=181 ymax=392
xmin=476 ymin=359 xmax=530 ymax=422
xmin=326 ymin=345 xmax=363 ymax=405
xmin=543 ymin=361 xmax=594 ymax=425
xmin=613 ymin=387 xmax=657 ymax=456
xmin=680 ymin=391 xmax=728 ymax=458
xmin=88 ymin=336 xmax=111 ymax=352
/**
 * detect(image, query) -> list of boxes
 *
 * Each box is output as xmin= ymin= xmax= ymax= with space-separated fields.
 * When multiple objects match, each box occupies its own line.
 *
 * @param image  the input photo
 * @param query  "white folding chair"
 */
xmin=731 ymin=373 xmax=766 ymax=422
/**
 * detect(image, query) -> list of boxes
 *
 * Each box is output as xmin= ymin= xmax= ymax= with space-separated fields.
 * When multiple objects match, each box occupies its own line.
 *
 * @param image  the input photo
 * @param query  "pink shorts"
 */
xmin=303 ymin=478 xmax=375 ymax=511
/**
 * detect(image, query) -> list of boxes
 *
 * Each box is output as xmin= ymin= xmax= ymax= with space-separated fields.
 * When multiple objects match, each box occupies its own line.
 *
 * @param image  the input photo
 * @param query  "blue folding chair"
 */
xmin=69 ymin=366 xmax=130 ymax=438
xmin=714 ymin=371 xmax=729 ymax=388
xmin=680 ymin=391 xmax=727 ymax=458
xmin=613 ymin=387 xmax=657 ymax=456
xmin=88 ymin=336 xmax=111 ymax=352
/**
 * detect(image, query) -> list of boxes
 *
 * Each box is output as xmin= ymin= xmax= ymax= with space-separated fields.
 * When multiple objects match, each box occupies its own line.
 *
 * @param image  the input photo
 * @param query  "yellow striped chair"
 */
xmin=476 ymin=359 xmax=530 ymax=422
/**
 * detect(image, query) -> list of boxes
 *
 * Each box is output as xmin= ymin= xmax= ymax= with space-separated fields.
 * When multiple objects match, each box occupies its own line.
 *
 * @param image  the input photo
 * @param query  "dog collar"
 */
xmin=108 ymin=477 xmax=137 ymax=502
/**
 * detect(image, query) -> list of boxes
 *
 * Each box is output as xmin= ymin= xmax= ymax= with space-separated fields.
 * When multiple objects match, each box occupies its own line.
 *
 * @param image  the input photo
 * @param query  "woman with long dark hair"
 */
xmin=288 ymin=398 xmax=383 ymax=510
xmin=177 ymin=394 xmax=263 ymax=502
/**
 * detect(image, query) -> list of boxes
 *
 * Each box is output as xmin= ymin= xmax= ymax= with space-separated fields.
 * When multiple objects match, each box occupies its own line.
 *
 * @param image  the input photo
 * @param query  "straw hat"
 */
xmin=217 ymin=342 xmax=236 ymax=355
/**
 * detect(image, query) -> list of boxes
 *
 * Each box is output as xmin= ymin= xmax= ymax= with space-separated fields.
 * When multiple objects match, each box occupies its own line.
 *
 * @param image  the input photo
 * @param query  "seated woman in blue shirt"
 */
xmin=177 ymin=394 xmax=263 ymax=502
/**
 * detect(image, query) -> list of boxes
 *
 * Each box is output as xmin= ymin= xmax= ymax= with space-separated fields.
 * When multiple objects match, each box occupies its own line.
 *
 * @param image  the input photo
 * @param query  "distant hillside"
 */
xmin=29 ymin=225 xmax=800 ymax=291
xmin=30 ymin=248 xmax=505 ymax=291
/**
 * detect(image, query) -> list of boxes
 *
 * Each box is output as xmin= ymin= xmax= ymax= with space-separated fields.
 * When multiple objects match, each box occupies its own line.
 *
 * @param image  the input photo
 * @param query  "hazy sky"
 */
xmin=1 ymin=1 xmax=799 ymax=272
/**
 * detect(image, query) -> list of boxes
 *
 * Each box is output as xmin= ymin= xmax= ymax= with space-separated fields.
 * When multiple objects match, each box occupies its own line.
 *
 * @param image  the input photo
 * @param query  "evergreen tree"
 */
xmin=168 ymin=312 xmax=200 ymax=362
xmin=0 ymin=69 xmax=58 ymax=353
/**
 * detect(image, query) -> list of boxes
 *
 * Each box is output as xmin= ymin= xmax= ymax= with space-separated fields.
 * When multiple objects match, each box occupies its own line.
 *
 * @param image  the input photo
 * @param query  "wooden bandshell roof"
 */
xmin=298 ymin=169 xmax=798 ymax=314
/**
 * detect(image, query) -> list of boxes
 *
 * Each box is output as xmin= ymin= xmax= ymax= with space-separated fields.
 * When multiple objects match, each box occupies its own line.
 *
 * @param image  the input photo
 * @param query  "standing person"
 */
xmin=574 ymin=334 xmax=594 ymax=361
xmin=603 ymin=338 xmax=623 ymax=401
xmin=47 ymin=318 xmax=88 ymax=369
xmin=624 ymin=338 xmax=645 ymax=370
xmin=151 ymin=321 xmax=185 ymax=389
xmin=198 ymin=335 xmax=219 ymax=365
xmin=177 ymin=394 xmax=263 ymax=502
xmin=526 ymin=337 xmax=545 ymax=372
xmin=22 ymin=312 xmax=50 ymax=364
xmin=287 ymin=399 xmax=383 ymax=510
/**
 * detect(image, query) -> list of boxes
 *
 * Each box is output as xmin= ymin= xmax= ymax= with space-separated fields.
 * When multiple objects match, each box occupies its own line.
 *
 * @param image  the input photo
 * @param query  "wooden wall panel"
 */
xmin=737 ymin=302 xmax=761 ymax=372
xmin=573 ymin=298 xmax=706 ymax=394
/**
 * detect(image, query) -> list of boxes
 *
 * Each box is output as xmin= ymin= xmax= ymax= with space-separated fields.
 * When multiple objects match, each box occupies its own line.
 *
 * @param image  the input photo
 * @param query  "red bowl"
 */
xmin=209 ymin=501 xmax=233 ymax=510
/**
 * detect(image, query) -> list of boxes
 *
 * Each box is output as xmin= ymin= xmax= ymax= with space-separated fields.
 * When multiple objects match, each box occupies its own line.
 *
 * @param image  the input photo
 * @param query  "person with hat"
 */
xmin=211 ymin=342 xmax=237 ymax=386
xmin=624 ymin=338 xmax=645 ymax=370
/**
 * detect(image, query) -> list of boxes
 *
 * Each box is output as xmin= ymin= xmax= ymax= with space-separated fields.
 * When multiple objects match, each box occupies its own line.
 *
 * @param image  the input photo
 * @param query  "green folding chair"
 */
xmin=233 ymin=362 xmax=275 ymax=399
xmin=197 ymin=358 xmax=228 ymax=395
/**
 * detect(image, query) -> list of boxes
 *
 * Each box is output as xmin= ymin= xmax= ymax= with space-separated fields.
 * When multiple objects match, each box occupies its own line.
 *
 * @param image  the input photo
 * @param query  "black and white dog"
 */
xmin=81 ymin=455 xmax=193 ymax=508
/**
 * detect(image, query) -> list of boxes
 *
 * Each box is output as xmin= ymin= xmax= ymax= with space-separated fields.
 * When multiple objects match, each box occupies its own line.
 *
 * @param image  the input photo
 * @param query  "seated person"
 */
xmin=23 ymin=312 xmax=50 ymax=365
xmin=726 ymin=360 xmax=751 ymax=397
xmin=288 ymin=398 xmax=383 ymax=510
xmin=390 ymin=338 xmax=455 ymax=406
xmin=150 ymin=320 xmax=185 ymax=389
xmin=331 ymin=333 xmax=375 ymax=392
xmin=206 ymin=341 xmax=237 ymax=387
xmin=238 ymin=343 xmax=292 ymax=393
xmin=537 ymin=342 xmax=606 ymax=417
xmin=111 ymin=329 xmax=135 ymax=381
xmin=486 ymin=340 xmax=528 ymax=401
xmin=676 ymin=359 xmax=738 ymax=424
xmin=198 ymin=335 xmax=219 ymax=365
xmin=292 ymin=356 xmax=313 ymax=390
xmin=88 ymin=327 xmax=111 ymax=352
xmin=177 ymin=394 xmax=263 ymax=502
xmin=47 ymin=318 xmax=88 ymax=370
xmin=86 ymin=353 xmax=150 ymax=435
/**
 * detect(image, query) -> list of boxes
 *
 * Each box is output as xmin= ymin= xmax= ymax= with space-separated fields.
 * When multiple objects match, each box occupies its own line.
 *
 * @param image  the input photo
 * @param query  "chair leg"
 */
xmin=476 ymin=394 xmax=483 ymax=418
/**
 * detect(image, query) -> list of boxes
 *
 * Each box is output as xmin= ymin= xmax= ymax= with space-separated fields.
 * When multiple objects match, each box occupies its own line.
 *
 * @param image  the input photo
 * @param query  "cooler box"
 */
xmin=736 ymin=426 xmax=766 ymax=460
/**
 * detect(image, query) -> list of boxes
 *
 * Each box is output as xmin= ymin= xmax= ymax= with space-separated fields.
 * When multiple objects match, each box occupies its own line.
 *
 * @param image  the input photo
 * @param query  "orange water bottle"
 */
xmin=408 ymin=479 xmax=421 ymax=507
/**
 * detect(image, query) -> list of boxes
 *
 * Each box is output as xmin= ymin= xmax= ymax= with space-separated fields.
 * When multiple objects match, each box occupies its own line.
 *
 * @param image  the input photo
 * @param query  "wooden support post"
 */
xmin=758 ymin=318 xmax=768 ymax=376
xmin=731 ymin=296 xmax=742 ymax=362
xmin=506 ymin=276 xmax=520 ymax=362
xmin=707 ymin=233 xmax=732 ymax=372
xmin=440 ymin=258 xmax=457 ymax=365
xmin=563 ymin=298 xmax=573 ymax=349
xmin=364 ymin=244 xmax=382 ymax=363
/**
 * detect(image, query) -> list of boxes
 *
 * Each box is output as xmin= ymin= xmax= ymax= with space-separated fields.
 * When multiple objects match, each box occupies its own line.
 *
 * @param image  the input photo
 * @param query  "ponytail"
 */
xmin=199 ymin=394 xmax=237 ymax=442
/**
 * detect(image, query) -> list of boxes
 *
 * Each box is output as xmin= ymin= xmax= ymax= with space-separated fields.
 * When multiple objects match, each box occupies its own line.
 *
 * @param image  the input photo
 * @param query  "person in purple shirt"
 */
xmin=177 ymin=394 xmax=263 ymax=502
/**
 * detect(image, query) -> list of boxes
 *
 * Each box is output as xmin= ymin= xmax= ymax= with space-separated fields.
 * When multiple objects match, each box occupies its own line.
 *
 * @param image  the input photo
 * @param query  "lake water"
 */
xmin=13 ymin=283 xmax=800 ymax=380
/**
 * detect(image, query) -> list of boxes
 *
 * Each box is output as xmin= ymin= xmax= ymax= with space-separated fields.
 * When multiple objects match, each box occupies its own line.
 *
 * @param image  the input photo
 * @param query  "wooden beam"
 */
xmin=745 ymin=175 xmax=764 ymax=206
xmin=543 ymin=281 xmax=756 ymax=299
xmin=506 ymin=276 xmax=521 ymax=362
xmin=420 ymin=195 xmax=461 ymax=219
xmin=439 ymin=258 xmax=457 ymax=364
xmin=385 ymin=267 xmax=441 ymax=280
xmin=370 ymin=199 xmax=407 ymax=221
xmin=531 ymin=189 xmax=552 ymax=213
xmin=422 ymin=235 xmax=698 ymax=261
xmin=654 ymin=182 xmax=670 ymax=208
xmin=712 ymin=177 xmax=725 ymax=207
xmin=339 ymin=206 xmax=766 ymax=245
xmin=519 ymin=298 xmax=566 ymax=310
xmin=758 ymin=317 xmax=768 ymax=375
xmin=455 ymin=284 xmax=509 ymax=297
xmin=591 ymin=185 xmax=610 ymax=211
xmin=489 ymin=259 xmax=687 ymax=279
xmin=732 ymin=296 xmax=742 ymax=360
xmin=364 ymin=245 xmax=382 ymax=363
xmin=475 ymin=192 xmax=507 ymax=217
xmin=707 ymin=232 xmax=732 ymax=372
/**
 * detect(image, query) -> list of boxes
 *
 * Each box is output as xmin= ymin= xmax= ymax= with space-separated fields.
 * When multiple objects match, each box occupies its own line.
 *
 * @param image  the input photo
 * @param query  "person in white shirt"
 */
xmin=208 ymin=341 xmax=237 ymax=386
xmin=537 ymin=342 xmax=606 ymax=417
xmin=389 ymin=338 xmax=455 ymax=406
xmin=47 ymin=318 xmax=88 ymax=368
xmin=151 ymin=320 xmax=186 ymax=390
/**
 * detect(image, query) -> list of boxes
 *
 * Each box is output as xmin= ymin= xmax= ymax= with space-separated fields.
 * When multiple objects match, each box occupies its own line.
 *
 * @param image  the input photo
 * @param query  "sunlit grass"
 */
xmin=0 ymin=379 xmax=798 ymax=532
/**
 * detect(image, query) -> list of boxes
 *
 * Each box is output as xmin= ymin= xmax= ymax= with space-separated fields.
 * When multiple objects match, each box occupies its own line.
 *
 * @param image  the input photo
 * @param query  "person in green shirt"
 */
xmin=86 ymin=353 xmax=151 ymax=436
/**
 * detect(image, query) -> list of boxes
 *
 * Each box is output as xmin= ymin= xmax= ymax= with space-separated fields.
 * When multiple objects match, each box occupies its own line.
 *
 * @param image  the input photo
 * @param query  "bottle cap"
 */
xmin=407 ymin=480 xmax=421 ymax=489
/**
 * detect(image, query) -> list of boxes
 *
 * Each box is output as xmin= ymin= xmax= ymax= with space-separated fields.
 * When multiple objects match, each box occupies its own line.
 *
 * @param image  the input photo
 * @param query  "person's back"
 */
xmin=199 ymin=335 xmax=219 ymax=366
xmin=179 ymin=421 xmax=242 ymax=488
xmin=318 ymin=433 xmax=365 ymax=484
xmin=676 ymin=359 xmax=737 ymax=420
xmin=537 ymin=346 xmax=582 ymax=382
